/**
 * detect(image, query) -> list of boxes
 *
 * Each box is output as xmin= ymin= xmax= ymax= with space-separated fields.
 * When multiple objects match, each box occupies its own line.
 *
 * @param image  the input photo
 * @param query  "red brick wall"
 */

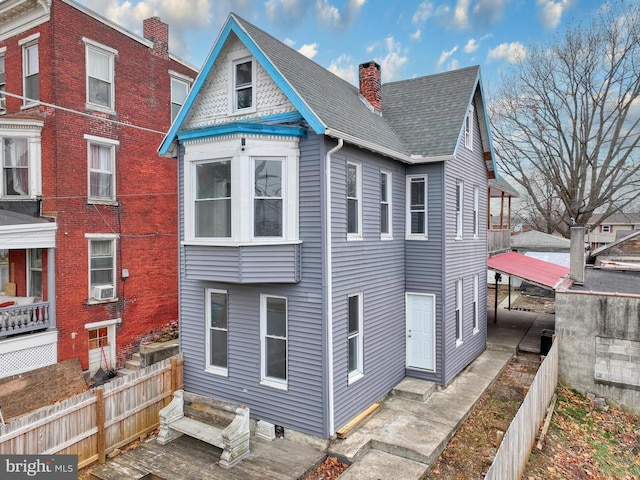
xmin=0 ymin=0 xmax=197 ymax=370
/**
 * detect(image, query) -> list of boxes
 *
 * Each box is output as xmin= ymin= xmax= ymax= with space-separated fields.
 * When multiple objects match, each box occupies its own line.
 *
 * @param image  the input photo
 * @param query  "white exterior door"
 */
xmin=406 ymin=293 xmax=435 ymax=371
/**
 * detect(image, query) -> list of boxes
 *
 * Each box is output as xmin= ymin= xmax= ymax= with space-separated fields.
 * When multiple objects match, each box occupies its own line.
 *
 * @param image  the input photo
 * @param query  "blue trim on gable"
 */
xmin=177 ymin=122 xmax=306 ymax=142
xmin=159 ymin=15 xmax=325 ymax=155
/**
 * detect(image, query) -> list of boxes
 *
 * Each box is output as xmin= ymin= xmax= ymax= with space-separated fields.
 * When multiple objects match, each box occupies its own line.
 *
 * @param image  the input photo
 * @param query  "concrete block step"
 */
xmin=117 ymin=367 xmax=138 ymax=377
xmin=391 ymin=378 xmax=436 ymax=402
xmin=125 ymin=358 xmax=141 ymax=371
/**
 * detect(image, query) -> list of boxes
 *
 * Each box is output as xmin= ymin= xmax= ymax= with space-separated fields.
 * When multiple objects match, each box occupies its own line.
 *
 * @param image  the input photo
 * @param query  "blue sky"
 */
xmin=76 ymin=0 xmax=626 ymax=89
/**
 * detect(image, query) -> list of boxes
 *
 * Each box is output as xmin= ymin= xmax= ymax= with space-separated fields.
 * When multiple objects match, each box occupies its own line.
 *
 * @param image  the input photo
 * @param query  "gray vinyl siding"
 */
xmin=442 ymin=98 xmax=489 ymax=385
xmin=329 ymin=142 xmax=407 ymax=432
xmin=178 ymin=133 xmax=327 ymax=438
xmin=405 ymin=162 xmax=446 ymax=384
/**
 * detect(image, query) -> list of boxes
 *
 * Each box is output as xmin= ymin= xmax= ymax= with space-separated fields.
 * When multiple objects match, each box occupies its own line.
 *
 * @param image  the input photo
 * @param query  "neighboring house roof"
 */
xmin=511 ymin=231 xmax=570 ymax=251
xmin=159 ymin=12 xmax=504 ymax=183
xmin=587 ymin=212 xmax=640 ymax=226
xmin=569 ymin=268 xmax=640 ymax=295
xmin=488 ymin=176 xmax=519 ymax=198
xmin=591 ymin=230 xmax=640 ymax=257
xmin=488 ymin=251 xmax=569 ymax=290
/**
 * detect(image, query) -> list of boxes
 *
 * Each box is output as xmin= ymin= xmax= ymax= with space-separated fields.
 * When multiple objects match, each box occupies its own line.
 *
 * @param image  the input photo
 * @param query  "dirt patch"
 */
xmin=303 ymin=456 xmax=349 ymax=480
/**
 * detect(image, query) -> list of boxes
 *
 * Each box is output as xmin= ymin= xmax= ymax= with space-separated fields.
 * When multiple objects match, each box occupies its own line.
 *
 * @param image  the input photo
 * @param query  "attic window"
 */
xmin=233 ymin=58 xmax=255 ymax=112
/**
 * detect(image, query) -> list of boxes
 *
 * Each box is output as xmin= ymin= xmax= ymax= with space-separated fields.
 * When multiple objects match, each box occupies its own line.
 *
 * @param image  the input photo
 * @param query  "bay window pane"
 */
xmin=254 ymin=160 xmax=282 ymax=237
xmin=196 ymin=161 xmax=231 ymax=237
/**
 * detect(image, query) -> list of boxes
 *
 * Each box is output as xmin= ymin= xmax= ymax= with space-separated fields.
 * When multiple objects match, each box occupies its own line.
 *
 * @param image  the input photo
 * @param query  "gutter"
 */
xmin=325 ymin=137 xmax=343 ymax=436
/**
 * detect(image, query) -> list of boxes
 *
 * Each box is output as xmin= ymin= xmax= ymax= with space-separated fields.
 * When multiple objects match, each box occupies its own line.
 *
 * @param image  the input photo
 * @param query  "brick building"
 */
xmin=0 ymin=0 xmax=197 ymax=377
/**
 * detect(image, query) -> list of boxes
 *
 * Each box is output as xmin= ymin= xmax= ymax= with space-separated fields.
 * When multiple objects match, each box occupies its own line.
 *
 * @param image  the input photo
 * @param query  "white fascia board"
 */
xmin=325 ymin=128 xmax=412 ymax=163
xmin=410 ymin=154 xmax=455 ymax=163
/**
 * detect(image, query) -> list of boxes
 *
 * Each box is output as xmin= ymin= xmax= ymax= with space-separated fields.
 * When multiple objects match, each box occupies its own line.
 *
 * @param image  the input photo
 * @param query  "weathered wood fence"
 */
xmin=0 ymin=354 xmax=183 ymax=469
xmin=485 ymin=341 xmax=558 ymax=480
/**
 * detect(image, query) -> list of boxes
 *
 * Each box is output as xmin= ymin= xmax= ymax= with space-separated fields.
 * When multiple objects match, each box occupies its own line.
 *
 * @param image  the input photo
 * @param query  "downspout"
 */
xmin=325 ymin=137 xmax=343 ymax=436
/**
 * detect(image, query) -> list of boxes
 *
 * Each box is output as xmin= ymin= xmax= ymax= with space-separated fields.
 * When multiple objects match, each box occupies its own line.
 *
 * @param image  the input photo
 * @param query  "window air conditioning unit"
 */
xmin=91 ymin=285 xmax=114 ymax=300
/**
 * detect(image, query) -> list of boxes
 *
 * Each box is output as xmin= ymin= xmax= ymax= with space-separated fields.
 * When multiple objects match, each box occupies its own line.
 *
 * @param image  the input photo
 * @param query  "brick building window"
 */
xmin=84 ymin=38 xmax=117 ymax=111
xmin=87 ymin=235 xmax=117 ymax=302
xmin=22 ymin=42 xmax=39 ymax=103
xmin=2 ymin=138 xmax=29 ymax=196
xmin=85 ymin=135 xmax=118 ymax=203
xmin=171 ymin=76 xmax=189 ymax=122
xmin=0 ymin=53 xmax=5 ymax=110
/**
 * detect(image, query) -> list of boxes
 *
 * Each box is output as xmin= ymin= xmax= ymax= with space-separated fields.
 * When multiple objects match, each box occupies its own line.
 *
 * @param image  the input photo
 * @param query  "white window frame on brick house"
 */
xmin=348 ymin=292 xmax=364 ymax=384
xmin=464 ymin=105 xmax=474 ymax=150
xmin=20 ymin=33 xmax=39 ymax=105
xmin=347 ymin=161 xmax=362 ymax=240
xmin=455 ymin=279 xmax=463 ymax=347
xmin=228 ymin=49 xmax=256 ymax=115
xmin=380 ymin=170 xmax=392 ymax=239
xmin=473 ymin=185 xmax=479 ymax=239
xmin=84 ymin=38 xmax=117 ymax=113
xmin=205 ymin=288 xmax=228 ymax=376
xmin=0 ymin=119 xmax=44 ymax=198
xmin=455 ymin=180 xmax=463 ymax=239
xmin=183 ymin=136 xmax=299 ymax=246
xmin=86 ymin=233 xmax=118 ymax=303
xmin=406 ymin=175 xmax=428 ymax=239
xmin=260 ymin=294 xmax=288 ymax=390
xmin=473 ymin=274 xmax=479 ymax=334
xmin=0 ymin=47 xmax=6 ymax=112
xmin=85 ymin=134 xmax=118 ymax=204
xmin=170 ymin=71 xmax=191 ymax=123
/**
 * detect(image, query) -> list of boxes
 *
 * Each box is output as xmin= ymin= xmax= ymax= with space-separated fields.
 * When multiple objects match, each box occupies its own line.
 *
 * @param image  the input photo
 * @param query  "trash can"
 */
xmin=540 ymin=329 xmax=554 ymax=356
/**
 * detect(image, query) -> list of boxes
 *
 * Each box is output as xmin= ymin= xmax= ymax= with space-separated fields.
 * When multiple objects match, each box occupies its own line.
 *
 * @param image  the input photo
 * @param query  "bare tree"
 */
xmin=489 ymin=1 xmax=640 ymax=237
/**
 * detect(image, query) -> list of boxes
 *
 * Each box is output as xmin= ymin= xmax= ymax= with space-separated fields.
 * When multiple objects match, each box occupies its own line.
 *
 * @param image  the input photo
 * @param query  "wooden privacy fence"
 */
xmin=485 ymin=341 xmax=558 ymax=480
xmin=0 ymin=354 xmax=183 ymax=469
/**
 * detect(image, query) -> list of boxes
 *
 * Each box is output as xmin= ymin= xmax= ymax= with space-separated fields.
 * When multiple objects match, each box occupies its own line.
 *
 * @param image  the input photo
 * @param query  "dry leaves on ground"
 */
xmin=303 ymin=455 xmax=349 ymax=480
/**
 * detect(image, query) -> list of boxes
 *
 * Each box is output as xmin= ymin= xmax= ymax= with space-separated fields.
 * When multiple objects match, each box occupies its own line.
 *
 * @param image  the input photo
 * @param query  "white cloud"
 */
xmin=487 ymin=42 xmax=527 ymax=63
xmin=437 ymin=45 xmax=458 ymax=68
xmin=328 ymin=54 xmax=358 ymax=85
xmin=451 ymin=0 xmax=471 ymax=29
xmin=284 ymin=38 xmax=296 ymax=47
xmin=375 ymin=36 xmax=408 ymax=82
xmin=298 ymin=42 xmax=319 ymax=59
xmin=265 ymin=0 xmax=307 ymax=25
xmin=410 ymin=29 xmax=422 ymax=41
xmin=537 ymin=0 xmax=574 ymax=29
xmin=412 ymin=1 xmax=434 ymax=25
xmin=447 ymin=59 xmax=460 ymax=71
xmin=464 ymin=33 xmax=492 ymax=53
xmin=315 ymin=0 xmax=365 ymax=29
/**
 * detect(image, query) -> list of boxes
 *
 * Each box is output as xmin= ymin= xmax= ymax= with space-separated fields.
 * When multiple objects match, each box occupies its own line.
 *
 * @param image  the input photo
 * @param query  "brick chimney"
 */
xmin=143 ymin=17 xmax=169 ymax=59
xmin=358 ymin=61 xmax=381 ymax=112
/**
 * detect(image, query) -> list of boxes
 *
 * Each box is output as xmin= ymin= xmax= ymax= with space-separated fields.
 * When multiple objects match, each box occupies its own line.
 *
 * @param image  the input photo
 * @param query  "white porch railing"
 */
xmin=0 ymin=302 xmax=50 ymax=337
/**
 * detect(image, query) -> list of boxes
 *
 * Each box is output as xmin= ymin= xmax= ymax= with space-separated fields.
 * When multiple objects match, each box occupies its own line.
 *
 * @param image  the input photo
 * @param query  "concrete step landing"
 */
xmin=392 ymin=378 xmax=436 ymax=402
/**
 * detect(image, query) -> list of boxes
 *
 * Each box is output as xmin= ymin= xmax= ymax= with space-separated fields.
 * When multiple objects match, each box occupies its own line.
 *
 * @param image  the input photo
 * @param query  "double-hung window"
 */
xmin=22 ymin=38 xmax=39 ymax=104
xmin=28 ymin=249 xmax=42 ymax=299
xmin=473 ymin=274 xmax=479 ymax=333
xmin=254 ymin=159 xmax=283 ymax=237
xmin=406 ymin=175 xmax=427 ymax=239
xmin=195 ymin=160 xmax=232 ymax=238
xmin=464 ymin=105 xmax=474 ymax=150
xmin=347 ymin=162 xmax=362 ymax=239
xmin=228 ymin=49 xmax=256 ymax=114
xmin=0 ymin=52 xmax=5 ymax=110
xmin=2 ymin=138 xmax=29 ymax=196
xmin=456 ymin=180 xmax=463 ymax=239
xmin=380 ymin=171 xmax=392 ymax=239
xmin=261 ymin=295 xmax=287 ymax=389
xmin=170 ymin=75 xmax=190 ymax=122
xmin=455 ymin=279 xmax=463 ymax=346
xmin=86 ymin=135 xmax=118 ymax=203
xmin=473 ymin=185 xmax=479 ymax=238
xmin=85 ymin=39 xmax=116 ymax=111
xmin=87 ymin=234 xmax=117 ymax=302
xmin=206 ymin=289 xmax=228 ymax=375
xmin=348 ymin=293 xmax=364 ymax=383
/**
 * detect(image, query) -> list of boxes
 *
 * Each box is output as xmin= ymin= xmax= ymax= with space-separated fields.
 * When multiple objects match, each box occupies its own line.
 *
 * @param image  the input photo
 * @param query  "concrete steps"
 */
xmin=391 ymin=378 xmax=437 ymax=402
xmin=117 ymin=352 xmax=141 ymax=377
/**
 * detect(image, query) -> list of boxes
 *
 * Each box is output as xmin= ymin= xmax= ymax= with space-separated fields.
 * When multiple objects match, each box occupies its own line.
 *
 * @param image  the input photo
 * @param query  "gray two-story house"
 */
xmin=160 ymin=13 xmax=502 ymax=440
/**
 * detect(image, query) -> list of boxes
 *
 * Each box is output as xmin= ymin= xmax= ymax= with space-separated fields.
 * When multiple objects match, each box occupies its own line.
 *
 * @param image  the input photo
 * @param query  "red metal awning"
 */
xmin=487 ymin=251 xmax=569 ymax=290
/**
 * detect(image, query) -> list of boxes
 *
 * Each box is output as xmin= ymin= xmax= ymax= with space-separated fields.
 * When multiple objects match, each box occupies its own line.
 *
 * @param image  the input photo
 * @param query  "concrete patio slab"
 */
xmin=336 ymin=449 xmax=427 ymax=480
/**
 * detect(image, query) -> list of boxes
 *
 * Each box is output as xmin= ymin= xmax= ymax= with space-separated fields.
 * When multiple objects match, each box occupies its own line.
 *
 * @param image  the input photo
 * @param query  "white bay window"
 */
xmin=184 ymin=136 xmax=299 ymax=245
xmin=0 ymin=119 xmax=44 ymax=198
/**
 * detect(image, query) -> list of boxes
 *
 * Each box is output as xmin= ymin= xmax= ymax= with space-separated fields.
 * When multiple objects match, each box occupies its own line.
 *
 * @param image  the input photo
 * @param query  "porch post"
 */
xmin=47 ymin=247 xmax=55 ymax=329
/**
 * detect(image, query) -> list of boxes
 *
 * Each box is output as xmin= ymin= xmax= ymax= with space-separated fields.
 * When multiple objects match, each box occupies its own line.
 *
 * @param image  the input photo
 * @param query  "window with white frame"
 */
xmin=473 ymin=274 xmax=479 ymax=333
xmin=185 ymin=137 xmax=299 ymax=244
xmin=2 ymin=137 xmax=29 ymax=196
xmin=455 ymin=279 xmax=463 ymax=346
xmin=348 ymin=292 xmax=364 ymax=383
xmin=22 ymin=42 xmax=39 ymax=103
xmin=206 ymin=289 xmax=228 ymax=374
xmin=28 ymin=249 xmax=42 ymax=299
xmin=88 ymin=236 xmax=117 ymax=301
xmin=380 ymin=171 xmax=392 ymax=238
xmin=455 ymin=180 xmax=463 ymax=239
xmin=0 ymin=53 xmax=5 ymax=109
xmin=601 ymin=225 xmax=611 ymax=233
xmin=407 ymin=175 xmax=427 ymax=238
xmin=170 ymin=76 xmax=189 ymax=122
xmin=0 ymin=120 xmax=43 ymax=198
xmin=473 ymin=185 xmax=479 ymax=238
xmin=231 ymin=55 xmax=255 ymax=113
xmin=85 ymin=39 xmax=116 ymax=111
xmin=464 ymin=105 xmax=474 ymax=150
xmin=254 ymin=158 xmax=283 ymax=237
xmin=347 ymin=161 xmax=362 ymax=239
xmin=261 ymin=295 xmax=287 ymax=389
xmin=86 ymin=135 xmax=118 ymax=203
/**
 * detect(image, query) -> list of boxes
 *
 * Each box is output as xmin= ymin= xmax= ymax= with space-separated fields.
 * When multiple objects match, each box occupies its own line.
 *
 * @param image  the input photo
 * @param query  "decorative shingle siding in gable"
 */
xmin=183 ymin=33 xmax=294 ymax=130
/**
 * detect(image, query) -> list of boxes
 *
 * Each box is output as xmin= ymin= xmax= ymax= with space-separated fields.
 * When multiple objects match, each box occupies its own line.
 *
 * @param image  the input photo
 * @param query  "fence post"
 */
xmin=96 ymin=387 xmax=106 ymax=464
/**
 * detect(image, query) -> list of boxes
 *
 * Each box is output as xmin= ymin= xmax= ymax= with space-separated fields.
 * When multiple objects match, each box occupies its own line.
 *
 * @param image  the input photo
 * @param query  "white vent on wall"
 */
xmin=91 ymin=285 xmax=114 ymax=300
